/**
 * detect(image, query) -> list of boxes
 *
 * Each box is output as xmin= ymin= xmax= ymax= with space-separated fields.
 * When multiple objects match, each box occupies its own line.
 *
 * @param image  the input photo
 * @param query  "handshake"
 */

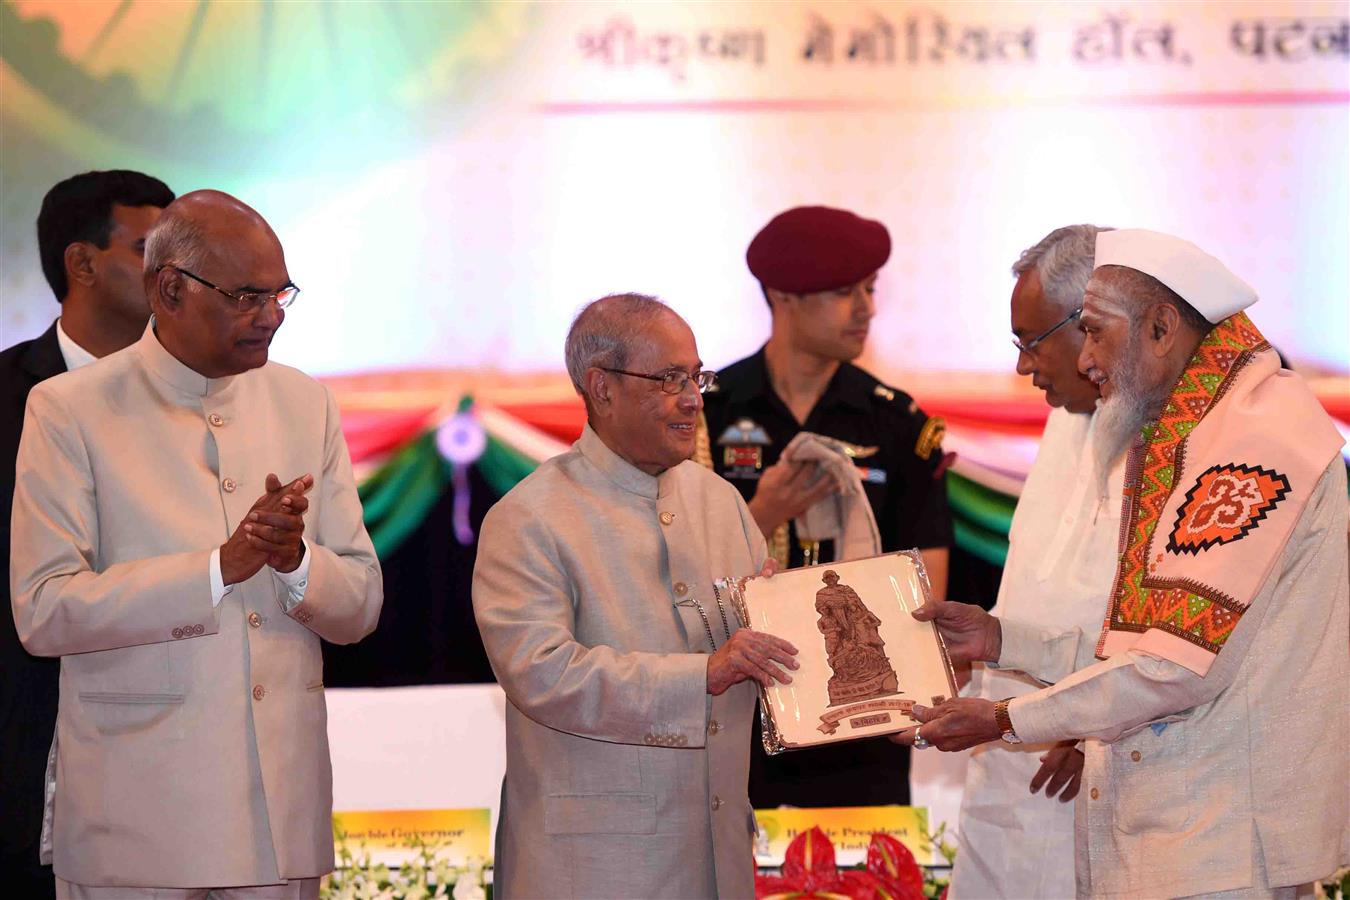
xmin=219 ymin=472 xmax=314 ymax=586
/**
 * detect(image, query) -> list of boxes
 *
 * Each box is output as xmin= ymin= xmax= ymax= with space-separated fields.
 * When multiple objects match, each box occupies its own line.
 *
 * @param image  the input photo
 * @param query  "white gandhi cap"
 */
xmin=1094 ymin=229 xmax=1257 ymax=323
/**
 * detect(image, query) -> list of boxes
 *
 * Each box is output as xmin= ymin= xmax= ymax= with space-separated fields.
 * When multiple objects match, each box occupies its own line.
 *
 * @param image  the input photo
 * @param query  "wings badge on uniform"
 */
xmin=833 ymin=439 xmax=879 ymax=460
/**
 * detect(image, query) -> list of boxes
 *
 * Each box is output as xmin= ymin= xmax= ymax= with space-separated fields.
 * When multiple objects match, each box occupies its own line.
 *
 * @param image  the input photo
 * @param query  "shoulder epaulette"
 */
xmin=915 ymin=416 xmax=946 ymax=461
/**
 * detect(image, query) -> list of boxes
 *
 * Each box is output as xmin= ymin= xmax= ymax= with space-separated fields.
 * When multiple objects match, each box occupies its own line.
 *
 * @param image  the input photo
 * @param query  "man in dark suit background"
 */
xmin=1 ymin=170 xmax=173 ymax=899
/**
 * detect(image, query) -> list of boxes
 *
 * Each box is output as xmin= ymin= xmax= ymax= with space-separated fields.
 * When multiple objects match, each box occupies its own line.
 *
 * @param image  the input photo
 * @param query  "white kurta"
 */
xmin=950 ymin=408 xmax=1124 ymax=900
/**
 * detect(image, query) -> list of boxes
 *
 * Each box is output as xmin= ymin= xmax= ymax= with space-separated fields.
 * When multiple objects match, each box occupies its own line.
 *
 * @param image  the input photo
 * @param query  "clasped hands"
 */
xmin=219 ymin=473 xmax=314 ymax=586
xmin=890 ymin=597 xmax=1084 ymax=801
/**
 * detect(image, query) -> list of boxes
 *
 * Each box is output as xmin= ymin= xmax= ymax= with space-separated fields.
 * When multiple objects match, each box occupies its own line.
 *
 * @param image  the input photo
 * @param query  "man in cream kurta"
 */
xmin=473 ymin=294 xmax=796 ymax=899
xmin=955 ymin=408 xmax=1124 ymax=898
xmin=952 ymin=224 xmax=1117 ymax=900
xmin=10 ymin=191 xmax=382 ymax=895
xmin=911 ymin=231 xmax=1349 ymax=898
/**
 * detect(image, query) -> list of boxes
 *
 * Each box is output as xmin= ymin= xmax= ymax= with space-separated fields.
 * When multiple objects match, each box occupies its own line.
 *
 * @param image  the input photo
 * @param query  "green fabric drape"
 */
xmin=946 ymin=472 xmax=1015 ymax=566
xmin=358 ymin=432 xmax=451 ymax=558
xmin=475 ymin=437 xmax=538 ymax=499
xmin=355 ymin=422 xmax=1022 ymax=567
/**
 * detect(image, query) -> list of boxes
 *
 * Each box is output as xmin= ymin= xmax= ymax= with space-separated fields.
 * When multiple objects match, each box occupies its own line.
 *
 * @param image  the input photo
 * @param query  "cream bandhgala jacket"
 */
xmin=10 ymin=326 xmax=382 ymax=888
xmin=473 ymin=426 xmax=768 ymax=899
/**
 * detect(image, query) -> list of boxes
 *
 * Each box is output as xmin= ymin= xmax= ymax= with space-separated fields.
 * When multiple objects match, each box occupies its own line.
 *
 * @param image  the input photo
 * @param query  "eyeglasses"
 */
xmin=158 ymin=265 xmax=300 ymax=314
xmin=600 ymin=367 xmax=719 ymax=395
xmin=1012 ymin=306 xmax=1082 ymax=355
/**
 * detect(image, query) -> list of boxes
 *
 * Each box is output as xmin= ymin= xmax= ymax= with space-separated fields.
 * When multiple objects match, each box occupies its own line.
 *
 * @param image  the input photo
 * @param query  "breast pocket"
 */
xmin=1110 ymin=723 xmax=1191 ymax=834
xmin=68 ymin=643 xmax=185 ymax=739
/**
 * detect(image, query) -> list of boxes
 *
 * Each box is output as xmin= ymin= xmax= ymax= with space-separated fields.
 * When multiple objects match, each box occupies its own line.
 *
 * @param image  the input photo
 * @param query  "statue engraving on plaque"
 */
xmin=814 ymin=569 xmax=900 ymax=707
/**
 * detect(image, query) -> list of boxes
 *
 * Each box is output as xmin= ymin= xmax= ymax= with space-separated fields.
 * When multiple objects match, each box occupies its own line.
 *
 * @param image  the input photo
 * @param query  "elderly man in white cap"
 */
xmin=903 ymin=230 xmax=1348 ymax=898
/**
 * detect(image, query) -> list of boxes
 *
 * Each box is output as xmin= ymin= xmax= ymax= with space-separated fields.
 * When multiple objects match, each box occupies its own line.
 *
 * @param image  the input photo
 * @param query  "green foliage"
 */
xmin=921 ymin=822 xmax=956 ymax=899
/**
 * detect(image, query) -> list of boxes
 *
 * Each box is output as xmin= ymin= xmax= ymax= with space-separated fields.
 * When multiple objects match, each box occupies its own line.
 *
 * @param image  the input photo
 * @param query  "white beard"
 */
xmin=1090 ymin=340 xmax=1171 ymax=495
xmin=1091 ymin=392 xmax=1143 ymax=490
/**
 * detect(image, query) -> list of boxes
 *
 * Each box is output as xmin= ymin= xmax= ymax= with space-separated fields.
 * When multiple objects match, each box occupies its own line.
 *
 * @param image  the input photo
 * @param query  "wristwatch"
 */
xmin=994 ymin=699 xmax=1022 ymax=744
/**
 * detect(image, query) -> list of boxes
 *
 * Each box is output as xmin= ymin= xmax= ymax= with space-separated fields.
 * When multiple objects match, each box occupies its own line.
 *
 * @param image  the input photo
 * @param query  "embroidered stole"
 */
xmin=1095 ymin=312 xmax=1343 ymax=676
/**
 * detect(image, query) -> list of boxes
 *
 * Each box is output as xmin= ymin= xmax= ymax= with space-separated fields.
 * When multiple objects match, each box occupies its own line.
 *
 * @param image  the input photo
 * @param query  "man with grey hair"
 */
xmin=11 ymin=190 xmax=382 ymax=898
xmin=473 ymin=293 xmax=798 ymax=898
xmin=911 ymin=230 xmax=1348 ymax=897
xmin=949 ymin=224 xmax=1118 ymax=899
xmin=1010 ymin=224 xmax=1106 ymax=416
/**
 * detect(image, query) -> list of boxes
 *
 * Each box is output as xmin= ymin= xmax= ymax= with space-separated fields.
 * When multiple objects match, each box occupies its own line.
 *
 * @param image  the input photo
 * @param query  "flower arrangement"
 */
xmin=319 ymin=819 xmax=1346 ymax=899
xmin=321 ymin=828 xmax=492 ymax=900
xmin=755 ymin=825 xmax=955 ymax=900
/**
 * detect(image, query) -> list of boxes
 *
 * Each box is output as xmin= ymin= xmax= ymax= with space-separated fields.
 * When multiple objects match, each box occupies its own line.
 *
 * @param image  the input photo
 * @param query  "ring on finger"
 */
xmin=912 ymin=729 xmax=931 ymax=751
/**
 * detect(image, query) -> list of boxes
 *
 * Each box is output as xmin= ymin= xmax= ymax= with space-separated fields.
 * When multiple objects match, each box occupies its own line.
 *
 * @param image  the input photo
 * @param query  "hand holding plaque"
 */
xmin=909 ymin=595 xmax=1003 ymax=665
xmin=719 ymin=550 xmax=957 ymax=753
xmin=706 ymin=630 xmax=799 ymax=695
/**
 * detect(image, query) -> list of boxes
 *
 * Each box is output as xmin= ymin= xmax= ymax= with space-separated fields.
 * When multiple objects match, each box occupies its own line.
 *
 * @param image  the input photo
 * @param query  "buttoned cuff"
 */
xmin=209 ymin=547 xmax=235 ymax=609
xmin=272 ymin=540 xmax=311 ymax=611
xmin=647 ymin=652 xmax=712 ymax=749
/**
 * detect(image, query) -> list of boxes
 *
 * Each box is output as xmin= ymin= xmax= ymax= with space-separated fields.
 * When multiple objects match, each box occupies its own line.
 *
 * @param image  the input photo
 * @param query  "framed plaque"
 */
xmin=718 ymin=550 xmax=956 ymax=754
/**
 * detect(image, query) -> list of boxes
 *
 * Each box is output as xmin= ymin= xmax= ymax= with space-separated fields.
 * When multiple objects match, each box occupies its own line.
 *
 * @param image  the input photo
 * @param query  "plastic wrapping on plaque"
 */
xmin=717 ymin=550 xmax=957 ymax=754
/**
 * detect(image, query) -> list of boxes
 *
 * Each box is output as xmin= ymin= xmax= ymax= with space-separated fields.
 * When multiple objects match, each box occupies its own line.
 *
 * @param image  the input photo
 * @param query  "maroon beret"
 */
xmin=746 ymin=206 xmax=891 ymax=294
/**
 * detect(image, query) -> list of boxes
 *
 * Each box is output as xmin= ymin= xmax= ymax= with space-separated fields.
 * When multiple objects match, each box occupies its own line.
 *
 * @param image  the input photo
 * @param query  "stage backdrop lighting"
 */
xmin=2 ymin=0 xmax=1346 ymax=379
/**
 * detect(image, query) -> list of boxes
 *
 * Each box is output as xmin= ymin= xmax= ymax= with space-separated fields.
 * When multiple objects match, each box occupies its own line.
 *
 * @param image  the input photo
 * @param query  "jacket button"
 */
xmin=644 ymin=734 xmax=655 ymax=745
xmin=192 ymin=624 xmax=204 ymax=635
xmin=1089 ymin=787 xmax=1099 ymax=800
xmin=208 ymin=413 xmax=225 ymax=427
xmin=674 ymin=582 xmax=688 ymax=596
xmin=222 ymin=478 xmax=237 ymax=493
xmin=711 ymin=796 xmax=723 ymax=811
xmin=660 ymin=512 xmax=675 ymax=525
xmin=708 ymin=719 xmax=721 ymax=735
xmin=1130 ymin=750 xmax=1141 ymax=762
xmin=172 ymin=627 xmax=184 ymax=639
xmin=248 ymin=612 xmax=263 ymax=628
xmin=252 ymin=684 xmax=266 ymax=701
xmin=675 ymin=735 xmax=687 ymax=747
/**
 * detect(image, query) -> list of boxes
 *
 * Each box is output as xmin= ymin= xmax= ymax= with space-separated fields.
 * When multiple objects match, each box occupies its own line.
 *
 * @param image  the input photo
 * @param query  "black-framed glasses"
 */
xmin=600 ymin=367 xmax=718 ymax=395
xmin=158 ymin=264 xmax=300 ymax=314
xmin=1012 ymin=306 xmax=1081 ymax=355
